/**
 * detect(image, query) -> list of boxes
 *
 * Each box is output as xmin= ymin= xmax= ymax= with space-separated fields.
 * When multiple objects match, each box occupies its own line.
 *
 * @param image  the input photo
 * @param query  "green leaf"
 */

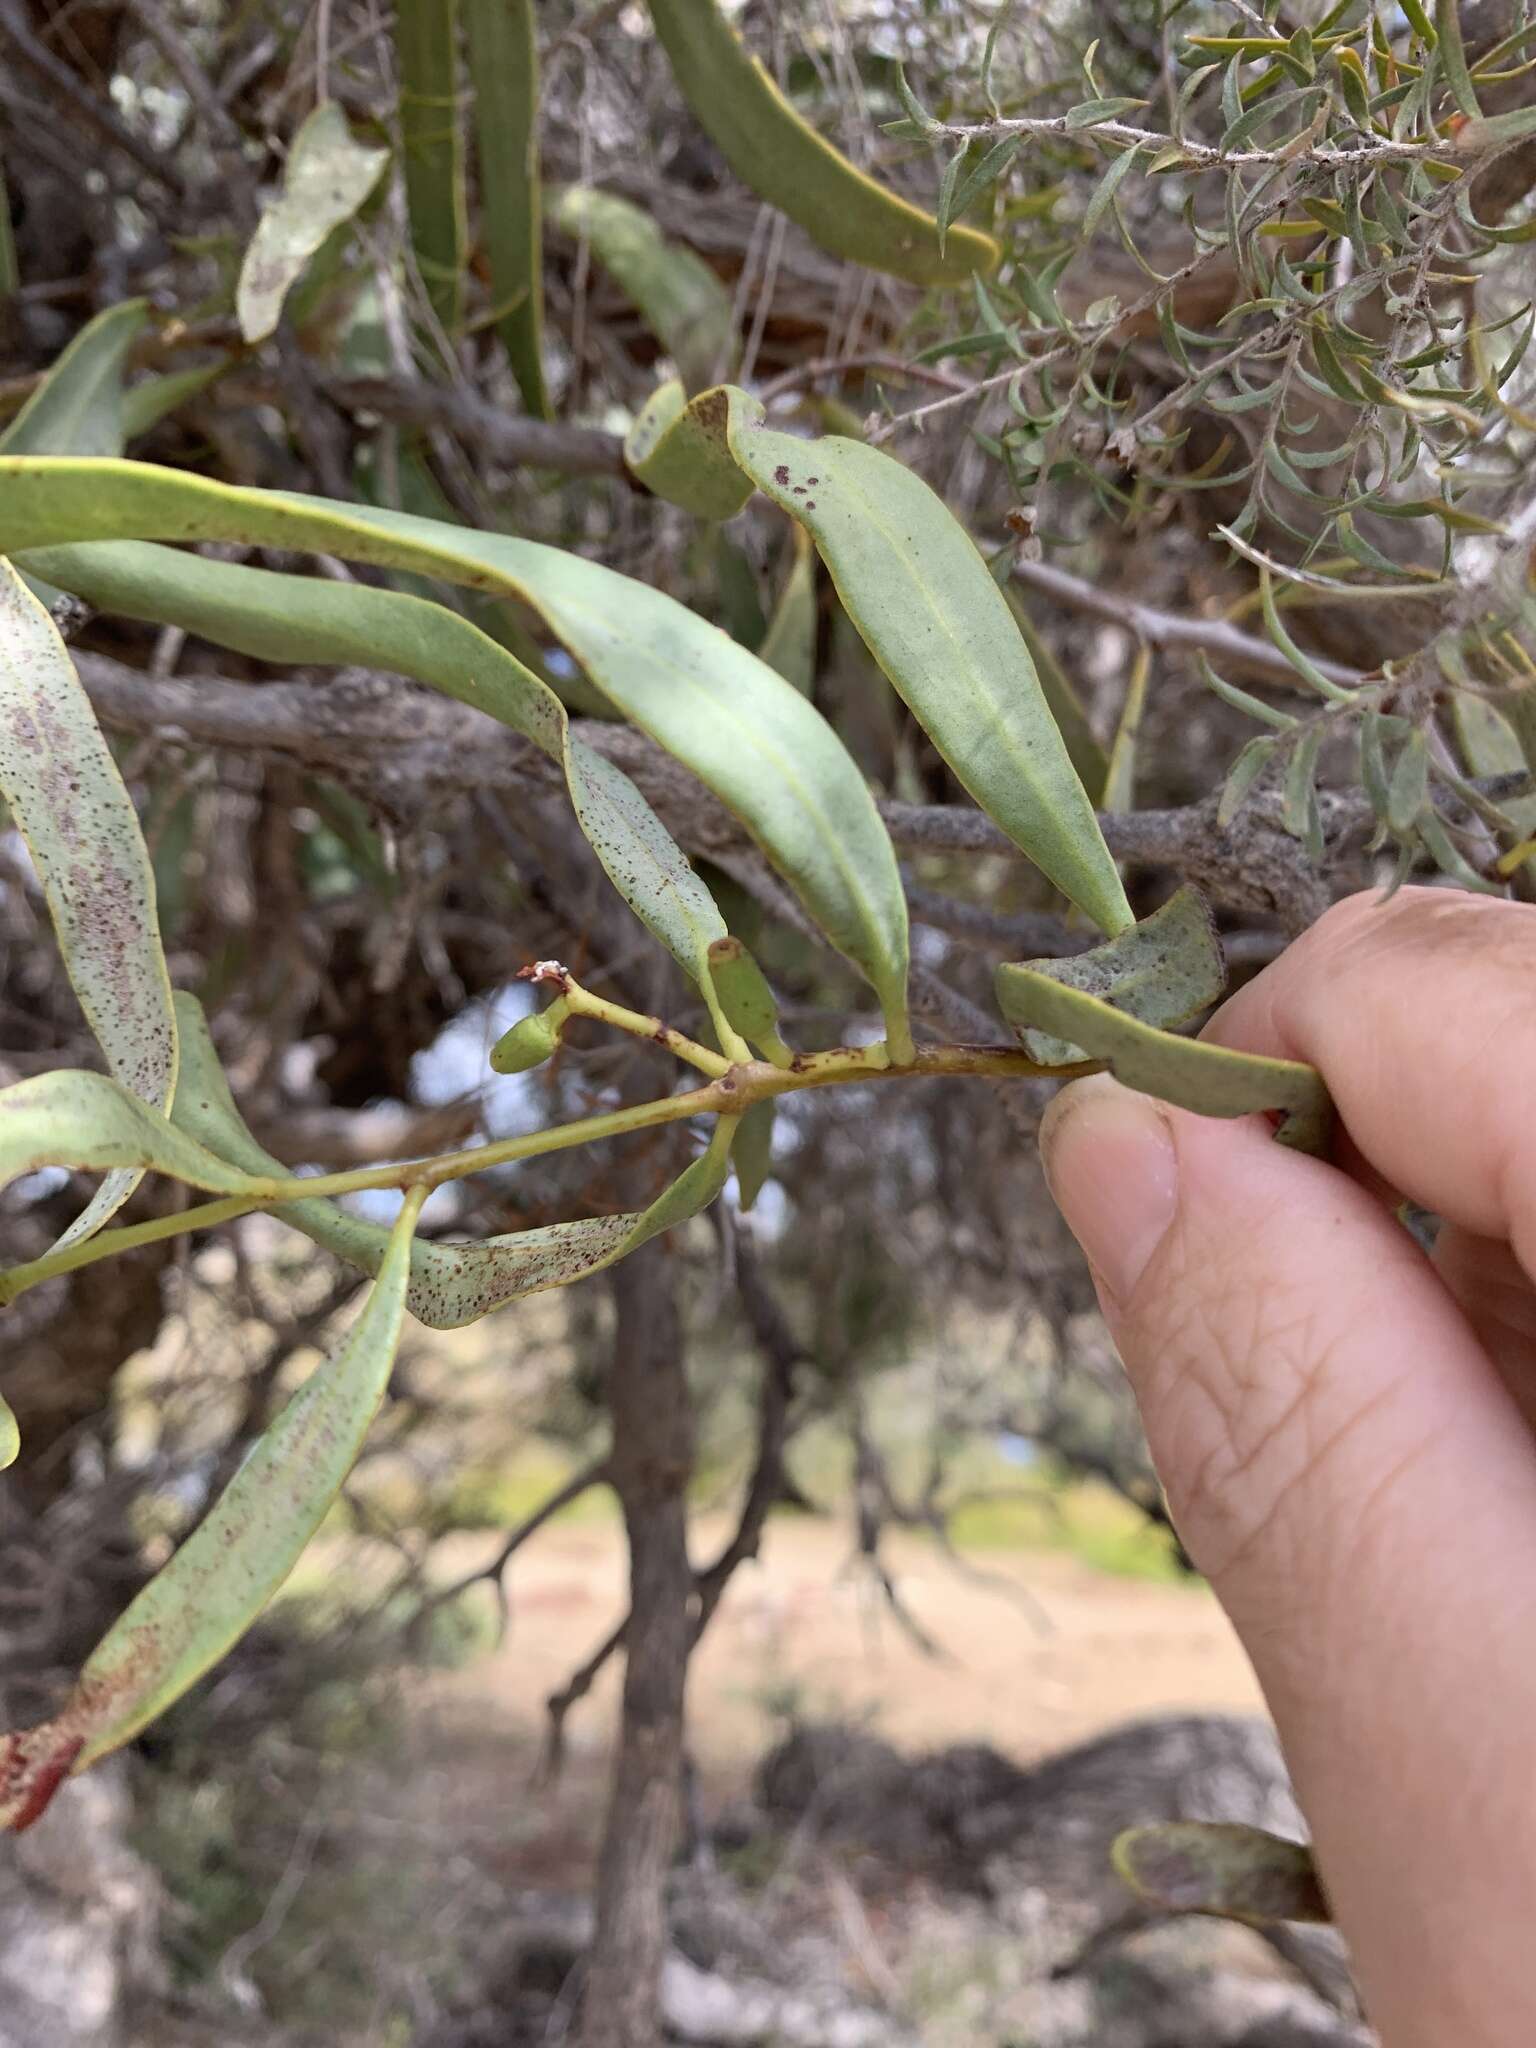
xmin=624 ymin=380 xmax=754 ymax=520
xmin=395 ymin=0 xmax=467 ymax=332
xmin=2 ymin=458 xmax=912 ymax=1055
xmin=1113 ymin=1822 xmax=1329 ymax=1924
xmin=548 ymin=186 xmax=735 ymax=392
xmin=1003 ymin=887 xmax=1224 ymax=1066
xmin=1435 ymin=0 xmax=1482 ymax=119
xmin=1452 ymin=692 xmax=1536 ymax=873
xmin=465 ymin=0 xmax=548 ymax=415
xmin=1006 ymin=594 xmax=1111 ymax=801
xmin=758 ymin=526 xmax=817 ymax=696
xmin=707 ymin=935 xmax=793 ymax=1066
xmin=732 ymin=1098 xmax=776 ymax=1211
xmin=644 ymin=0 xmax=997 ymax=287
xmin=994 ymin=963 xmax=1332 ymax=1154
xmin=1064 ymin=95 xmax=1148 ymax=128
xmin=1387 ymin=725 xmax=1429 ymax=834
xmin=236 ymin=103 xmax=388 ymax=344
xmin=166 ymin=992 xmax=651 ymax=1327
xmin=1081 ymin=145 xmax=1141 ymax=243
xmin=0 ymin=1192 xmax=422 ymax=1832
xmin=28 ymin=536 xmax=729 ymax=1003
xmin=719 ymin=390 xmax=1133 ymax=937
xmin=1218 ymin=734 xmax=1277 ymax=826
xmin=121 ymin=362 xmax=228 ymax=442
xmin=0 ymin=301 xmax=148 ymax=458
xmin=0 ymin=560 xmax=177 ymax=1249
xmin=0 ymin=1069 xmax=258 ymax=1225
xmin=0 ymin=1397 xmax=17 ymax=1473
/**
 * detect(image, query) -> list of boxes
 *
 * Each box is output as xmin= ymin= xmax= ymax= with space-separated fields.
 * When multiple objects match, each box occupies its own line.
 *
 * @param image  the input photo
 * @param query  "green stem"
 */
xmin=0 ymin=1041 xmax=1071 ymax=1306
xmin=560 ymin=980 xmax=734 ymax=1077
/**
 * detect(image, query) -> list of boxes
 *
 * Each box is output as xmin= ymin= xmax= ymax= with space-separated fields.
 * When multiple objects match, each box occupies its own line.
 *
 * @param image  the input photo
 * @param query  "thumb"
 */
xmin=1040 ymin=1073 xmax=1536 ymax=2045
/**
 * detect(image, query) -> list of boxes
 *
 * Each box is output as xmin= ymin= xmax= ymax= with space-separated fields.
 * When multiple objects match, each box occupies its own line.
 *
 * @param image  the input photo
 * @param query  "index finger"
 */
xmin=1205 ymin=886 xmax=1536 ymax=1266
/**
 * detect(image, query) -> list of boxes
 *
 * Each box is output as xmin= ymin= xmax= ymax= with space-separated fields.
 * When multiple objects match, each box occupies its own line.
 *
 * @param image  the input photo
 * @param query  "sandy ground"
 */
xmin=435 ymin=1509 xmax=1266 ymax=1790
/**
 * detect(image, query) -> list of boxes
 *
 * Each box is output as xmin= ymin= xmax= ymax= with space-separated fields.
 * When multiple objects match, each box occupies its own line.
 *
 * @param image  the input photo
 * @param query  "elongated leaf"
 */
xmin=646 ymin=0 xmax=997 ymax=287
xmin=0 ymin=1069 xmax=258 ymax=1226
xmin=0 ymin=1397 xmax=17 ymax=1472
xmin=0 ymin=302 xmax=148 ymax=459
xmin=1453 ymin=691 xmax=1536 ymax=878
xmin=0 ymin=1193 xmax=421 ymax=1832
xmin=995 ymin=963 xmax=1331 ymax=1154
xmin=466 ymin=0 xmax=548 ymax=415
xmin=0 ymin=560 xmax=177 ymax=1248
xmin=0 ymin=458 xmax=912 ymax=1053
xmin=1007 ymin=595 xmax=1111 ymax=801
xmin=24 ymin=538 xmax=729 ymax=1000
xmin=625 ymin=379 xmax=753 ymax=520
xmin=1435 ymin=0 xmax=1482 ymax=119
xmin=1113 ymin=1822 xmax=1330 ymax=1924
xmin=236 ymin=103 xmax=388 ymax=344
xmin=759 ymin=526 xmax=817 ymax=695
xmin=718 ymin=391 xmax=1133 ymax=937
xmin=548 ymin=186 xmax=735 ymax=392
xmin=1008 ymin=887 xmax=1224 ymax=1065
xmin=121 ymin=361 xmax=228 ymax=442
xmin=732 ymin=1098 xmax=775 ymax=1210
xmin=396 ymin=0 xmax=467 ymax=332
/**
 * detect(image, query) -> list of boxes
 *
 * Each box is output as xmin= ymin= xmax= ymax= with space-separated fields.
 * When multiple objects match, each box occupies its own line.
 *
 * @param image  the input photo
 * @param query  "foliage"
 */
xmin=3 ymin=4 xmax=1535 ymax=1999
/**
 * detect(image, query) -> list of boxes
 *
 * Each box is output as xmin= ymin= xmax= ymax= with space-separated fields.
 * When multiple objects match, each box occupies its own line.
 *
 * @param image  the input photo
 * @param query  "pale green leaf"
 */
xmin=719 ymin=390 xmax=1133 ymax=938
xmin=995 ymin=963 xmax=1331 ymax=1153
xmin=236 ymin=102 xmax=388 ymax=344
xmin=548 ymin=185 xmax=735 ymax=391
xmin=732 ymin=1098 xmax=776 ymax=1210
xmin=0 ymin=559 xmax=177 ymax=1248
xmin=0 ymin=302 xmax=148 ymax=458
xmin=0 ymin=1193 xmax=421 ymax=1832
xmin=759 ymin=526 xmax=817 ymax=696
xmin=1005 ymin=886 xmax=1224 ymax=1065
xmin=625 ymin=380 xmax=753 ymax=520
xmin=395 ymin=0 xmax=467 ymax=331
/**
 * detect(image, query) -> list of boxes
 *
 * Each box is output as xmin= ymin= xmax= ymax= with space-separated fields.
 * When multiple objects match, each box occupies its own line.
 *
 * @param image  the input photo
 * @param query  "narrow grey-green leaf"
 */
xmin=1435 ymin=0 xmax=1482 ymax=119
xmin=721 ymin=391 xmax=1132 ymax=937
xmin=1387 ymin=725 xmax=1429 ymax=834
xmin=0 ymin=1069 xmax=258 ymax=1225
xmin=0 ymin=1191 xmax=421 ymax=1832
xmin=0 ymin=559 xmax=177 ymax=1247
xmin=548 ymin=185 xmax=735 ymax=391
xmin=236 ymin=102 xmax=388 ymax=344
xmin=1113 ymin=1822 xmax=1330 ymax=1924
xmin=1005 ymin=886 xmax=1224 ymax=1065
xmin=759 ymin=526 xmax=817 ymax=695
xmin=0 ymin=459 xmax=911 ymax=1055
xmin=0 ymin=301 xmax=148 ymax=458
xmin=995 ymin=964 xmax=1331 ymax=1153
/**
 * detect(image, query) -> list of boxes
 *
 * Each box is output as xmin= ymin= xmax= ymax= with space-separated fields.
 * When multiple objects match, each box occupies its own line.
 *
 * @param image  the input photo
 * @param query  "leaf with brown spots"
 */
xmin=0 ymin=1191 xmax=422 ymax=1828
xmin=0 ymin=559 xmax=177 ymax=1251
xmin=235 ymin=102 xmax=388 ymax=345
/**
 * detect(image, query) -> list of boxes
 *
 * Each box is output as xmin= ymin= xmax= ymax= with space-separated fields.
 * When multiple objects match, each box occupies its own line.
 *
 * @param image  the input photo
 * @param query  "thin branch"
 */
xmin=1011 ymin=557 xmax=1365 ymax=690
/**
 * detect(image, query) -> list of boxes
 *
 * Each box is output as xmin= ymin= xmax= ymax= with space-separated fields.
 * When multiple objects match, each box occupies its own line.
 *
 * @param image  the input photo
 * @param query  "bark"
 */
xmin=578 ymin=1242 xmax=695 ymax=2048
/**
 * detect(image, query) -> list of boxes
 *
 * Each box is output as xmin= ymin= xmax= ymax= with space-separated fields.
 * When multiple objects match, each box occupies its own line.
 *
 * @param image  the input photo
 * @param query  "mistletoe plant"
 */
xmin=0 ymin=311 xmax=1327 ymax=1838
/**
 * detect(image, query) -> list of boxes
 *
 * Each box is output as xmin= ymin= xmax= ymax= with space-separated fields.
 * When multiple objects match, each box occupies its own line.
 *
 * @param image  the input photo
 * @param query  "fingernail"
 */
xmin=1039 ymin=1074 xmax=1179 ymax=1310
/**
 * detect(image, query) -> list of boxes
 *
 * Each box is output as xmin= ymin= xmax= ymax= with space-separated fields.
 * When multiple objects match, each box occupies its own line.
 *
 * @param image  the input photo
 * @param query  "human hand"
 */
xmin=1039 ymin=886 xmax=1536 ymax=2047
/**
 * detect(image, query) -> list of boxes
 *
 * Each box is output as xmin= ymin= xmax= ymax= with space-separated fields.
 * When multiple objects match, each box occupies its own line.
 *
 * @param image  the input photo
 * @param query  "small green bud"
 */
xmin=707 ymin=937 xmax=794 ymax=1067
xmin=490 ymin=998 xmax=568 ymax=1075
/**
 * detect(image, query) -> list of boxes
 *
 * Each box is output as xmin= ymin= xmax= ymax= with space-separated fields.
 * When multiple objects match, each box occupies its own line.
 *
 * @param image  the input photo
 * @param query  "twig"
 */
xmin=1011 ymin=556 xmax=1365 ymax=689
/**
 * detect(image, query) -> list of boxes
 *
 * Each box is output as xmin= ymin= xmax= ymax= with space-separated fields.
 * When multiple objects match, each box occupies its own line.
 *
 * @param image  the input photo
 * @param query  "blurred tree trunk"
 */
xmin=578 ymin=1241 xmax=693 ymax=2048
